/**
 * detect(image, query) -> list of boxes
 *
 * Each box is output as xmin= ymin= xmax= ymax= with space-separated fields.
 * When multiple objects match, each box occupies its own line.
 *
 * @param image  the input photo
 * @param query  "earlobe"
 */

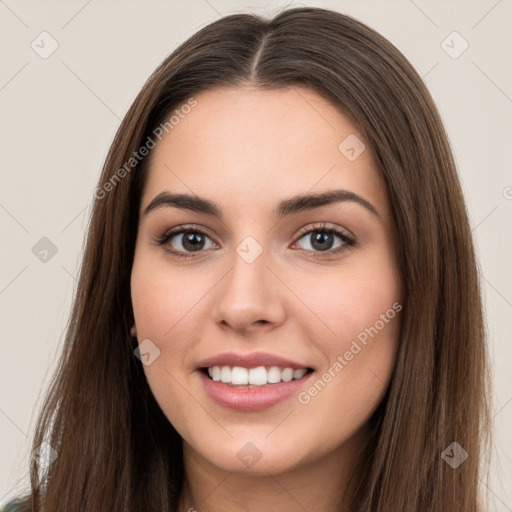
xmin=130 ymin=325 xmax=137 ymax=338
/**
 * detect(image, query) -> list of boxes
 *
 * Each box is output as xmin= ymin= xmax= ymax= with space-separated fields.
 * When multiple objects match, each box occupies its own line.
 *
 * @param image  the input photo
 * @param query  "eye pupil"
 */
xmin=182 ymin=232 xmax=205 ymax=251
xmin=311 ymin=232 xmax=334 ymax=251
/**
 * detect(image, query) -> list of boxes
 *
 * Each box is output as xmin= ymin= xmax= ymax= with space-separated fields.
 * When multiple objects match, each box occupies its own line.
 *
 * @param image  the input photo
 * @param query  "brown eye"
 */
xmin=293 ymin=223 xmax=355 ymax=258
xmin=155 ymin=227 xmax=217 ymax=259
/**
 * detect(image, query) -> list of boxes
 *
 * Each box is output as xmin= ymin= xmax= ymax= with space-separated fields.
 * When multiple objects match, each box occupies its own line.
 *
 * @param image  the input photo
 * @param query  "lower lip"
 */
xmin=198 ymin=370 xmax=314 ymax=411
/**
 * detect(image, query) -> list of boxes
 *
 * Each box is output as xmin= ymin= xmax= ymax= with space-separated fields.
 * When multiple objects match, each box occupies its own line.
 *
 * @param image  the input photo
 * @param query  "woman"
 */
xmin=3 ymin=6 xmax=491 ymax=511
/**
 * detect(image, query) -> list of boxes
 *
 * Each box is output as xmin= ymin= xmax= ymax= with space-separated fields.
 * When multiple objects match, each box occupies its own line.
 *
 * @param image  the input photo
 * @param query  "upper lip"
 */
xmin=197 ymin=351 xmax=312 ymax=370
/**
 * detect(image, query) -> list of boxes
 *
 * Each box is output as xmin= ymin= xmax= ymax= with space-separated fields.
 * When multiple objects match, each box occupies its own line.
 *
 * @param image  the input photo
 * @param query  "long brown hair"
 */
xmin=5 ymin=6 xmax=491 ymax=511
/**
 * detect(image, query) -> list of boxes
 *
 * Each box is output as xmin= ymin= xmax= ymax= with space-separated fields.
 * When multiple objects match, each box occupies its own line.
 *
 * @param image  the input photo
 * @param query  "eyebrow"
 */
xmin=143 ymin=189 xmax=380 ymax=219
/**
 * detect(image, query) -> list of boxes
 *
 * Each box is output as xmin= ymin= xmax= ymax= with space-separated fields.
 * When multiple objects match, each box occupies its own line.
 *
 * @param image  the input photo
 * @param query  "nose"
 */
xmin=211 ymin=245 xmax=286 ymax=333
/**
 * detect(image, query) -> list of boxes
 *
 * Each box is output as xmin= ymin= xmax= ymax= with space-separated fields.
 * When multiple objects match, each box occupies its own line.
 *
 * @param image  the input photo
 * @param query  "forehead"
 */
xmin=142 ymin=85 xmax=390 ymax=221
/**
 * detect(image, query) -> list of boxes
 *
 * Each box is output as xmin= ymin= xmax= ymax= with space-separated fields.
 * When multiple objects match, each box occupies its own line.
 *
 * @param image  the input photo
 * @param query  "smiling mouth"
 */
xmin=200 ymin=365 xmax=314 ymax=387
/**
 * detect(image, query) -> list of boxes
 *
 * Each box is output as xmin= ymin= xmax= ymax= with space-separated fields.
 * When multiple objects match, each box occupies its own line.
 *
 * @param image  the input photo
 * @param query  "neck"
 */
xmin=178 ymin=424 xmax=370 ymax=512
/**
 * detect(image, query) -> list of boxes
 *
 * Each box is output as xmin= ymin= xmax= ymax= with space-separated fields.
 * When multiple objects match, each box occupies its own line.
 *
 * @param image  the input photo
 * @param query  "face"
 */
xmin=130 ymin=85 xmax=402 ymax=476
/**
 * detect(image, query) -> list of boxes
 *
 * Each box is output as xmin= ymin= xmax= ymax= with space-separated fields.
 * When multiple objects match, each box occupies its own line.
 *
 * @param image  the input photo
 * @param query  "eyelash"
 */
xmin=153 ymin=222 xmax=356 ymax=260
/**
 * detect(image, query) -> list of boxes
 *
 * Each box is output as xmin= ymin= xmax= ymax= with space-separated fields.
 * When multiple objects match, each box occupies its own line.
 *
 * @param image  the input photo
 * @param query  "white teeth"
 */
xmin=267 ymin=366 xmax=281 ymax=384
xmin=293 ymin=368 xmax=307 ymax=379
xmin=249 ymin=366 xmax=267 ymax=385
xmin=281 ymin=368 xmax=294 ymax=382
xmin=231 ymin=366 xmax=249 ymax=385
xmin=220 ymin=365 xmax=231 ymax=383
xmin=212 ymin=366 xmax=221 ymax=381
xmin=205 ymin=365 xmax=309 ymax=386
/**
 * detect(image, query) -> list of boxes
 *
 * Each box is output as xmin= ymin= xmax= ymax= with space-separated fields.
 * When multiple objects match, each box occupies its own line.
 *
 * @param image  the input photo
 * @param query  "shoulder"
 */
xmin=0 ymin=499 xmax=26 ymax=512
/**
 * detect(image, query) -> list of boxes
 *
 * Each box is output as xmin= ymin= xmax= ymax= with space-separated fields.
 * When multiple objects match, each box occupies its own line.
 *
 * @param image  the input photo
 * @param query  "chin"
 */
xmin=189 ymin=435 xmax=308 ymax=475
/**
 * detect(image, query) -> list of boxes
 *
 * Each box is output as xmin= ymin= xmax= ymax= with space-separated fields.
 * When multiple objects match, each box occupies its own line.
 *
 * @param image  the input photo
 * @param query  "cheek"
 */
xmin=290 ymin=248 xmax=402 ymax=416
xmin=130 ymin=253 xmax=206 ymax=431
xmin=294 ymin=267 xmax=402 ymax=436
xmin=292 ymin=259 xmax=401 ymax=356
xmin=332 ymin=277 xmax=401 ymax=349
xmin=131 ymin=251 xmax=206 ymax=345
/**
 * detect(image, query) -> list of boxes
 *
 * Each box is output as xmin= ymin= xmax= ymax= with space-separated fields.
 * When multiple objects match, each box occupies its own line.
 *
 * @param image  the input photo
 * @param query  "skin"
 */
xmin=130 ymin=85 xmax=403 ymax=512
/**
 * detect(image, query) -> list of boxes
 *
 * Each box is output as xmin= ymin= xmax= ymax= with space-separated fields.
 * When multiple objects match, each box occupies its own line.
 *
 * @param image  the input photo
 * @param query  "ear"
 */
xmin=130 ymin=325 xmax=137 ymax=337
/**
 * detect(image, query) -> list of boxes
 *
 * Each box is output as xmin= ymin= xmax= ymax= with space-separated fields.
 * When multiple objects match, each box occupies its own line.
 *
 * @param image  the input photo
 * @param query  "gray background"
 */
xmin=1 ymin=0 xmax=511 ymax=508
